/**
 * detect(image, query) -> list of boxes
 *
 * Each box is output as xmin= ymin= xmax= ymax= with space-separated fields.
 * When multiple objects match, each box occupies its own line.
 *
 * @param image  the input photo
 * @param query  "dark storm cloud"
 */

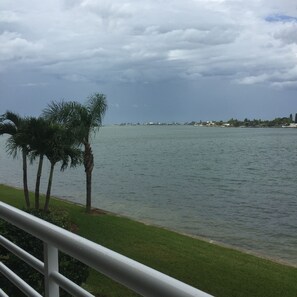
xmin=0 ymin=0 xmax=297 ymax=121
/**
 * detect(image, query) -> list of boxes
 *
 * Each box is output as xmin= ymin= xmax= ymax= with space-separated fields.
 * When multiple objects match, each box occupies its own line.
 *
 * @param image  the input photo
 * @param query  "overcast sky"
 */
xmin=1 ymin=0 xmax=297 ymax=123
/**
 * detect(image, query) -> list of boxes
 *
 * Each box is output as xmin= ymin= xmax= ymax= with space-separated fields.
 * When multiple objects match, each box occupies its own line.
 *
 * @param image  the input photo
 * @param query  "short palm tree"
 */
xmin=43 ymin=93 xmax=107 ymax=212
xmin=0 ymin=112 xmax=30 ymax=208
xmin=25 ymin=117 xmax=54 ymax=209
xmin=43 ymin=123 xmax=83 ymax=211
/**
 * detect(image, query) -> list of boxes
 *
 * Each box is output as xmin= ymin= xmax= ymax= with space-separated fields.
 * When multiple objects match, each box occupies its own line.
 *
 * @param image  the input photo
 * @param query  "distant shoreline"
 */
xmin=110 ymin=114 xmax=297 ymax=128
xmin=106 ymin=123 xmax=297 ymax=129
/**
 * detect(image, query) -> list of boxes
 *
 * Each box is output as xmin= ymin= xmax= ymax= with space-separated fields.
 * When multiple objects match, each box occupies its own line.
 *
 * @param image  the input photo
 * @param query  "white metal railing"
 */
xmin=0 ymin=202 xmax=213 ymax=297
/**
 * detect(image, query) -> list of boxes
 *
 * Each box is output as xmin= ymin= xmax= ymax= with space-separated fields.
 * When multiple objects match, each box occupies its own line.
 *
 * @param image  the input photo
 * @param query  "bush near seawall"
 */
xmin=0 ymin=184 xmax=297 ymax=297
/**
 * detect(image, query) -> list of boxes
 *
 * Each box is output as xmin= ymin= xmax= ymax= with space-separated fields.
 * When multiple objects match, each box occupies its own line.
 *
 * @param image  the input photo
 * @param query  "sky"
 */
xmin=0 ymin=0 xmax=297 ymax=124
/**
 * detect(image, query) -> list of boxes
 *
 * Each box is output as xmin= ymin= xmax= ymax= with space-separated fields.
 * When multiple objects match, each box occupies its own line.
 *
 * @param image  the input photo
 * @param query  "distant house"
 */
xmin=282 ymin=123 xmax=297 ymax=128
xmin=206 ymin=121 xmax=215 ymax=126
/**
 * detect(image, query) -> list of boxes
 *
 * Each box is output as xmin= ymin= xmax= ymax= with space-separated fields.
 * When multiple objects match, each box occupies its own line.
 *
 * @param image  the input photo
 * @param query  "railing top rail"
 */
xmin=0 ymin=202 xmax=213 ymax=297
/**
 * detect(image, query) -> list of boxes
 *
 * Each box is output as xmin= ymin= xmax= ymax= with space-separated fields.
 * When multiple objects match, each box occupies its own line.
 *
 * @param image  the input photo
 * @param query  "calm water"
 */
xmin=0 ymin=126 xmax=297 ymax=265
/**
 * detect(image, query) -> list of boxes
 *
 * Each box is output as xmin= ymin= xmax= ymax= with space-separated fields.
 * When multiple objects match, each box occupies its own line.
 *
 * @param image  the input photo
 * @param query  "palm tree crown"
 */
xmin=43 ymin=93 xmax=107 ymax=212
xmin=0 ymin=111 xmax=30 ymax=207
xmin=43 ymin=93 xmax=107 ymax=143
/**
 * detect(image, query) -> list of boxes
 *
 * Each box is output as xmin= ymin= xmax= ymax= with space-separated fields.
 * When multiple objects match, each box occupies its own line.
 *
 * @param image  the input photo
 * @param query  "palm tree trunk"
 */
xmin=44 ymin=163 xmax=55 ymax=212
xmin=86 ymin=170 xmax=92 ymax=213
xmin=84 ymin=143 xmax=94 ymax=213
xmin=35 ymin=154 xmax=44 ymax=209
xmin=22 ymin=149 xmax=30 ymax=208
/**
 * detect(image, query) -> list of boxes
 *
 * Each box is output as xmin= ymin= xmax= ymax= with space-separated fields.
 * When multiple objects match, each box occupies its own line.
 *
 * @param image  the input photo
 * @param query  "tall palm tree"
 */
xmin=0 ymin=112 xmax=30 ymax=208
xmin=43 ymin=93 xmax=107 ymax=212
xmin=43 ymin=124 xmax=82 ymax=211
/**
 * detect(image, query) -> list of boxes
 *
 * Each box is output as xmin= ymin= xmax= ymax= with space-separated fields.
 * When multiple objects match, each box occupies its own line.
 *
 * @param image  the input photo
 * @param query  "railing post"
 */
xmin=44 ymin=243 xmax=59 ymax=297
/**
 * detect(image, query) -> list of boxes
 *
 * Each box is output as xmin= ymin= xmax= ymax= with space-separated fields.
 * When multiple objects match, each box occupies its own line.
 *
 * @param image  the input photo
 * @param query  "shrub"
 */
xmin=0 ymin=209 xmax=89 ymax=296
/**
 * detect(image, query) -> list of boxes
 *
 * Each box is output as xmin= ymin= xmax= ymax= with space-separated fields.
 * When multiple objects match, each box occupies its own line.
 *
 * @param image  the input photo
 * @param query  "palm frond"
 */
xmin=86 ymin=93 xmax=107 ymax=127
xmin=28 ymin=151 xmax=39 ymax=164
xmin=0 ymin=113 xmax=31 ymax=160
xmin=60 ymin=147 xmax=83 ymax=171
xmin=0 ymin=123 xmax=17 ymax=136
xmin=1 ymin=111 xmax=22 ymax=127
xmin=43 ymin=100 xmax=82 ymax=124
xmin=43 ymin=94 xmax=107 ymax=146
xmin=5 ymin=136 xmax=20 ymax=158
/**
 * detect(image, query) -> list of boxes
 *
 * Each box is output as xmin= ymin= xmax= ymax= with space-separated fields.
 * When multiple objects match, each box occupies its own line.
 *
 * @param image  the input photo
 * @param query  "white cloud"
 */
xmin=271 ymin=81 xmax=297 ymax=89
xmin=62 ymin=74 xmax=88 ymax=82
xmin=274 ymin=23 xmax=297 ymax=44
xmin=0 ymin=31 xmax=43 ymax=62
xmin=237 ymin=74 xmax=270 ymax=85
xmin=20 ymin=82 xmax=48 ymax=87
xmin=0 ymin=0 xmax=297 ymax=88
xmin=0 ymin=10 xmax=20 ymax=23
xmin=80 ymin=0 xmax=134 ymax=19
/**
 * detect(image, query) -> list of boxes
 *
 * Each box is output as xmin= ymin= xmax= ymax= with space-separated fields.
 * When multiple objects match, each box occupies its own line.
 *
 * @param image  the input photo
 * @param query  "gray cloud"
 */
xmin=0 ymin=0 xmax=297 ymax=122
xmin=1 ymin=0 xmax=296 ymax=88
xmin=0 ymin=31 xmax=43 ymax=62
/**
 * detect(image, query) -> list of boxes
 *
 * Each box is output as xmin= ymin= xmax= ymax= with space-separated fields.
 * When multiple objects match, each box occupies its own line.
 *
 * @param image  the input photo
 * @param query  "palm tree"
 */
xmin=43 ymin=93 xmax=107 ymax=212
xmin=43 ymin=124 xmax=82 ymax=211
xmin=25 ymin=117 xmax=53 ymax=209
xmin=0 ymin=112 xmax=30 ymax=208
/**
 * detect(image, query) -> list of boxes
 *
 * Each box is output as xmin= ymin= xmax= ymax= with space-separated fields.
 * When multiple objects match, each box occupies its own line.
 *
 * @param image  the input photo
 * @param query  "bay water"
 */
xmin=0 ymin=126 xmax=296 ymax=266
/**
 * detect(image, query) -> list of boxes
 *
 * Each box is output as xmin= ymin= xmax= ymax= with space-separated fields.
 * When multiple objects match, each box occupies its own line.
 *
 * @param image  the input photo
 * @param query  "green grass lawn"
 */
xmin=1 ymin=184 xmax=297 ymax=297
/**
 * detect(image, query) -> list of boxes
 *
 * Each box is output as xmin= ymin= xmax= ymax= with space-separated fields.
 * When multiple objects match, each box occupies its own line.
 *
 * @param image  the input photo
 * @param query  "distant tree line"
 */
xmin=188 ymin=113 xmax=297 ymax=127
xmin=227 ymin=113 xmax=297 ymax=127
xmin=0 ymin=93 xmax=107 ymax=212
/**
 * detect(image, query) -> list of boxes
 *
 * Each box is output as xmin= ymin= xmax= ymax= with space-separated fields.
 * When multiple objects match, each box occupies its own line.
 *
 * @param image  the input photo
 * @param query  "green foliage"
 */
xmin=43 ymin=93 xmax=107 ymax=145
xmin=0 ymin=111 xmax=31 ymax=208
xmin=0 ymin=208 xmax=89 ymax=297
xmin=0 ymin=111 xmax=29 ymax=154
xmin=227 ymin=116 xmax=292 ymax=127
